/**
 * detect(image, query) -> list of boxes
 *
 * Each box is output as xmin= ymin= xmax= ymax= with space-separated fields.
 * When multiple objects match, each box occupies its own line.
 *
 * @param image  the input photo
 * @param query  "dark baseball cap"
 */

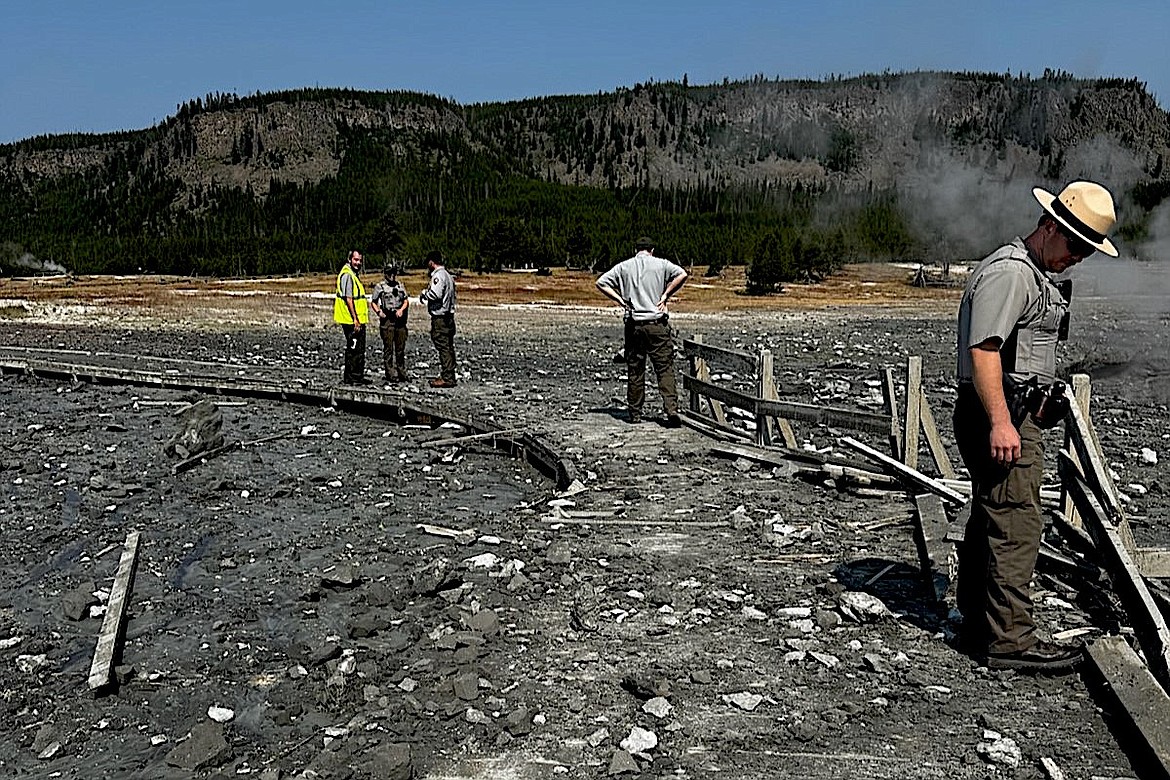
xmin=634 ymin=236 xmax=654 ymax=250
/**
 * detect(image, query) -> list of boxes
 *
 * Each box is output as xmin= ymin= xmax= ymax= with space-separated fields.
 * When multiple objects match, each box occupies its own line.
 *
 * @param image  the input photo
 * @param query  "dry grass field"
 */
xmin=0 ymin=263 xmax=959 ymax=320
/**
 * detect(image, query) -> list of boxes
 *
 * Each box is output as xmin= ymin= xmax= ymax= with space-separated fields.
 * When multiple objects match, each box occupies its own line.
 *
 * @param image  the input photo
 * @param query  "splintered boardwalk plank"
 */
xmin=88 ymin=531 xmax=141 ymax=691
xmin=1087 ymin=635 xmax=1170 ymax=777
xmin=1061 ymin=452 xmax=1170 ymax=690
xmin=912 ymin=493 xmax=953 ymax=604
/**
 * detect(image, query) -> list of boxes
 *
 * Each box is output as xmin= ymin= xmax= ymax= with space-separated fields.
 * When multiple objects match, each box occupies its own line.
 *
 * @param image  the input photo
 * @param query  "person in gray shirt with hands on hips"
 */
xmin=596 ymin=236 xmax=688 ymax=427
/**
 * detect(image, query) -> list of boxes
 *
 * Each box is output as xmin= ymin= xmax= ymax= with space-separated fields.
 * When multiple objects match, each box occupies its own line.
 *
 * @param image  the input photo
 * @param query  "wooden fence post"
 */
xmin=903 ymin=356 xmax=922 ymax=470
xmin=881 ymin=367 xmax=903 ymax=460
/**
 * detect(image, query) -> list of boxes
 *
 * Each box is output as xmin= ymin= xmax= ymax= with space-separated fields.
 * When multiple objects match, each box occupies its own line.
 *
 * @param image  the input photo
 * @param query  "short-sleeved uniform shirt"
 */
xmin=596 ymin=251 xmax=687 ymax=322
xmin=956 ymin=238 xmax=1067 ymax=386
xmin=371 ymin=280 xmax=409 ymax=325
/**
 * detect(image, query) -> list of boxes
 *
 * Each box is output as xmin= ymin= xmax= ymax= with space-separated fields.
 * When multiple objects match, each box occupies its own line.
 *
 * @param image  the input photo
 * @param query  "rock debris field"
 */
xmin=1 ymin=263 xmax=1169 ymax=780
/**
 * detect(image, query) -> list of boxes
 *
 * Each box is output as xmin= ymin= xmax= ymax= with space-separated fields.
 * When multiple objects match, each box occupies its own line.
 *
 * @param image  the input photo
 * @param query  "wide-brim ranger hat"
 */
xmin=1032 ymin=180 xmax=1119 ymax=257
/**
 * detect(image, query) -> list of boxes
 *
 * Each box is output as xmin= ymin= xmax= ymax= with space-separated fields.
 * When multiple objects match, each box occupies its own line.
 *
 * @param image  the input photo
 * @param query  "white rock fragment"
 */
xmin=837 ymin=591 xmax=894 ymax=622
xmin=723 ymin=691 xmax=763 ymax=711
xmin=741 ymin=606 xmax=768 ymax=621
xmin=977 ymin=733 xmax=1021 ymax=769
xmin=464 ymin=552 xmax=500 ymax=570
xmin=1127 ymin=482 xmax=1148 ymax=496
xmin=585 ymin=728 xmax=610 ymax=747
xmin=150 ymin=734 xmax=168 ymax=746
xmin=642 ymin=697 xmax=672 ymax=719
xmin=810 ymin=651 xmax=840 ymax=668
xmin=1141 ymin=447 xmax=1158 ymax=465
xmin=16 ymin=654 xmax=47 ymax=673
xmin=775 ymin=606 xmax=812 ymax=618
xmin=619 ymin=726 xmax=657 ymax=753
xmin=207 ymin=706 xmax=234 ymax=723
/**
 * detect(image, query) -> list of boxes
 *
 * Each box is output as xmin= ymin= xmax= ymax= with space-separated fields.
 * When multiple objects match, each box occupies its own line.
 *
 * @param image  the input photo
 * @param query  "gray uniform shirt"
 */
xmin=420 ymin=266 xmax=456 ymax=316
xmin=596 ymin=251 xmax=687 ymax=322
xmin=956 ymin=238 xmax=1068 ymax=386
xmin=371 ymin=280 xmax=409 ymax=323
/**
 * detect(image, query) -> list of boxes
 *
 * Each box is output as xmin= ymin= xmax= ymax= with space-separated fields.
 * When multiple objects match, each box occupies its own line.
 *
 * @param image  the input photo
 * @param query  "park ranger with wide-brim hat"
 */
xmin=953 ymin=180 xmax=1118 ymax=673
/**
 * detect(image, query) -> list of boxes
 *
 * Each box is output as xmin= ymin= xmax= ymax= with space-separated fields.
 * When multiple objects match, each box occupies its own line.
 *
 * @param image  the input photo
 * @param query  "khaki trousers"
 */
xmin=380 ymin=321 xmax=408 ymax=378
xmin=954 ymin=386 xmax=1044 ymax=654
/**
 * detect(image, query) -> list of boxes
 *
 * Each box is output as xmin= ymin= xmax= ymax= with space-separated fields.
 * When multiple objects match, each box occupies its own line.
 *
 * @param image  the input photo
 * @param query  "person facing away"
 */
xmin=596 ymin=236 xmax=688 ymax=427
xmin=419 ymin=249 xmax=457 ymax=388
xmin=369 ymin=263 xmax=410 ymax=383
xmin=953 ymin=180 xmax=1119 ymax=674
xmin=333 ymin=249 xmax=369 ymax=385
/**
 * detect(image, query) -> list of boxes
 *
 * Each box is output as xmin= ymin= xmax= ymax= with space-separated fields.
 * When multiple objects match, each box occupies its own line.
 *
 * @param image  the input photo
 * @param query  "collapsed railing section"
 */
xmin=681 ymin=337 xmax=1170 ymax=771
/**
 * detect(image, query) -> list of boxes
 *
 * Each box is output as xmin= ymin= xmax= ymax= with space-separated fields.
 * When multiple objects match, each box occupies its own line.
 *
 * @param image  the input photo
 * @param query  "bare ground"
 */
xmin=0 ymin=263 xmax=1167 ymax=779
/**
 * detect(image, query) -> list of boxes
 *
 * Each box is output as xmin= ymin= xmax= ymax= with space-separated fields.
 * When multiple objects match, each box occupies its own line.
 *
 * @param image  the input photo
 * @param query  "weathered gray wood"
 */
xmin=1136 ymin=547 xmax=1170 ymax=579
xmin=912 ymin=493 xmax=953 ymax=603
xmin=1086 ymin=635 xmax=1170 ymax=775
xmin=839 ymin=436 xmax=967 ymax=506
xmin=682 ymin=374 xmax=758 ymax=414
xmin=903 ymin=356 xmax=922 ymax=470
xmin=756 ymin=350 xmax=774 ymax=448
xmin=681 ymin=338 xmax=758 ymax=375
xmin=88 ymin=531 xmax=142 ymax=691
xmin=917 ymin=388 xmax=956 ymax=480
xmin=759 ymin=352 xmax=798 ymax=449
xmin=688 ymin=335 xmax=727 ymax=424
xmin=678 ymin=410 xmax=753 ymax=442
xmin=1062 ymin=373 xmax=1092 ymax=530
xmin=1065 ymin=383 xmax=1126 ymax=531
xmin=881 ymin=367 xmax=903 ymax=459
xmin=1061 ymin=451 xmax=1170 ymax=690
xmin=418 ymin=428 xmax=526 ymax=448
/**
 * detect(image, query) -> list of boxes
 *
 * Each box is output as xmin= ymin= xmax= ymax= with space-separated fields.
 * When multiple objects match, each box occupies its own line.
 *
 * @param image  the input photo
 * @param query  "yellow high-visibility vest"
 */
xmin=333 ymin=265 xmax=369 ymax=324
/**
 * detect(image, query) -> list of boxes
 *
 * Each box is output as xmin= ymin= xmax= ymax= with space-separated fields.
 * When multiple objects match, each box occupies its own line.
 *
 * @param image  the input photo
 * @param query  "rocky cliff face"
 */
xmin=2 ymin=73 xmax=1167 ymax=205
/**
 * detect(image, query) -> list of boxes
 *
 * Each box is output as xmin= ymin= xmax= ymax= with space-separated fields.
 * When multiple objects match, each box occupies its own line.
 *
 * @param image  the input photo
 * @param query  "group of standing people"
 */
xmin=329 ymin=178 xmax=1123 ymax=678
xmin=333 ymin=249 xmax=460 ymax=388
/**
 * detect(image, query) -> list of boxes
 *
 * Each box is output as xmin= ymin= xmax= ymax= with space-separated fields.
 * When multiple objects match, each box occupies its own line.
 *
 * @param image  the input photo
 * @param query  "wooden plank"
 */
xmin=1061 ymin=451 xmax=1170 ymax=690
xmin=1137 ymin=547 xmax=1170 ymax=579
xmin=917 ymin=388 xmax=956 ymax=480
xmin=688 ymin=335 xmax=727 ymax=424
xmin=755 ymin=350 xmax=773 ymax=448
xmin=681 ymin=338 xmax=758 ymax=375
xmin=1061 ymin=373 xmax=1092 ymax=530
xmin=760 ymin=352 xmax=797 ymax=449
xmin=903 ymin=356 xmax=922 ymax=470
xmin=678 ymin=410 xmax=752 ymax=442
xmin=880 ymin=367 xmax=903 ymax=459
xmin=912 ymin=493 xmax=953 ymax=604
xmin=839 ymin=436 xmax=967 ymax=506
xmin=1086 ymin=635 xmax=1170 ymax=775
xmin=1065 ymin=383 xmax=1126 ymax=529
xmin=681 ymin=374 xmax=759 ymax=415
xmin=88 ymin=531 xmax=142 ymax=691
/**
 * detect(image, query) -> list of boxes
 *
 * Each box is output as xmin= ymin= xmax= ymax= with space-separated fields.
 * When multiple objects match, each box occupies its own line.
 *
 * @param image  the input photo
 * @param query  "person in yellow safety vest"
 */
xmin=334 ymin=250 xmax=370 ymax=385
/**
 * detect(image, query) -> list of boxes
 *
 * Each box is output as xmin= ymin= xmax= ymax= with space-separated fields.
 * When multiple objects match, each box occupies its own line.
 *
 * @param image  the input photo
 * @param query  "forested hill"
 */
xmin=2 ymin=71 xmax=1169 ymax=278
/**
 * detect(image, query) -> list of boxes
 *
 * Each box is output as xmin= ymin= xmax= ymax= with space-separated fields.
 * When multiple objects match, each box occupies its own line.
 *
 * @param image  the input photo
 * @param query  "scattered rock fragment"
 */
xmin=359 ymin=740 xmax=413 ymax=780
xmin=619 ymin=726 xmax=657 ymax=753
xmin=164 ymin=721 xmax=232 ymax=771
xmin=977 ymin=730 xmax=1021 ymax=770
xmin=723 ymin=691 xmax=763 ymax=711
xmin=837 ymin=591 xmax=894 ymax=622
xmin=608 ymin=749 xmax=641 ymax=775
xmin=642 ymin=696 xmax=672 ymax=719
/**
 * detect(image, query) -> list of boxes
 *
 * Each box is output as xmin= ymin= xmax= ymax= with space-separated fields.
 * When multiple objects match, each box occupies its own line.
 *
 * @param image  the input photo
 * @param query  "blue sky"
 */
xmin=1 ymin=0 xmax=1166 ymax=144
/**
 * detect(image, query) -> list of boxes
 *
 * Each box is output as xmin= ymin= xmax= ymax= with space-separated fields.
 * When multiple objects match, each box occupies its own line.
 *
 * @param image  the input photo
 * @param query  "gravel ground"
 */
xmin=0 ymin=264 xmax=1167 ymax=779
